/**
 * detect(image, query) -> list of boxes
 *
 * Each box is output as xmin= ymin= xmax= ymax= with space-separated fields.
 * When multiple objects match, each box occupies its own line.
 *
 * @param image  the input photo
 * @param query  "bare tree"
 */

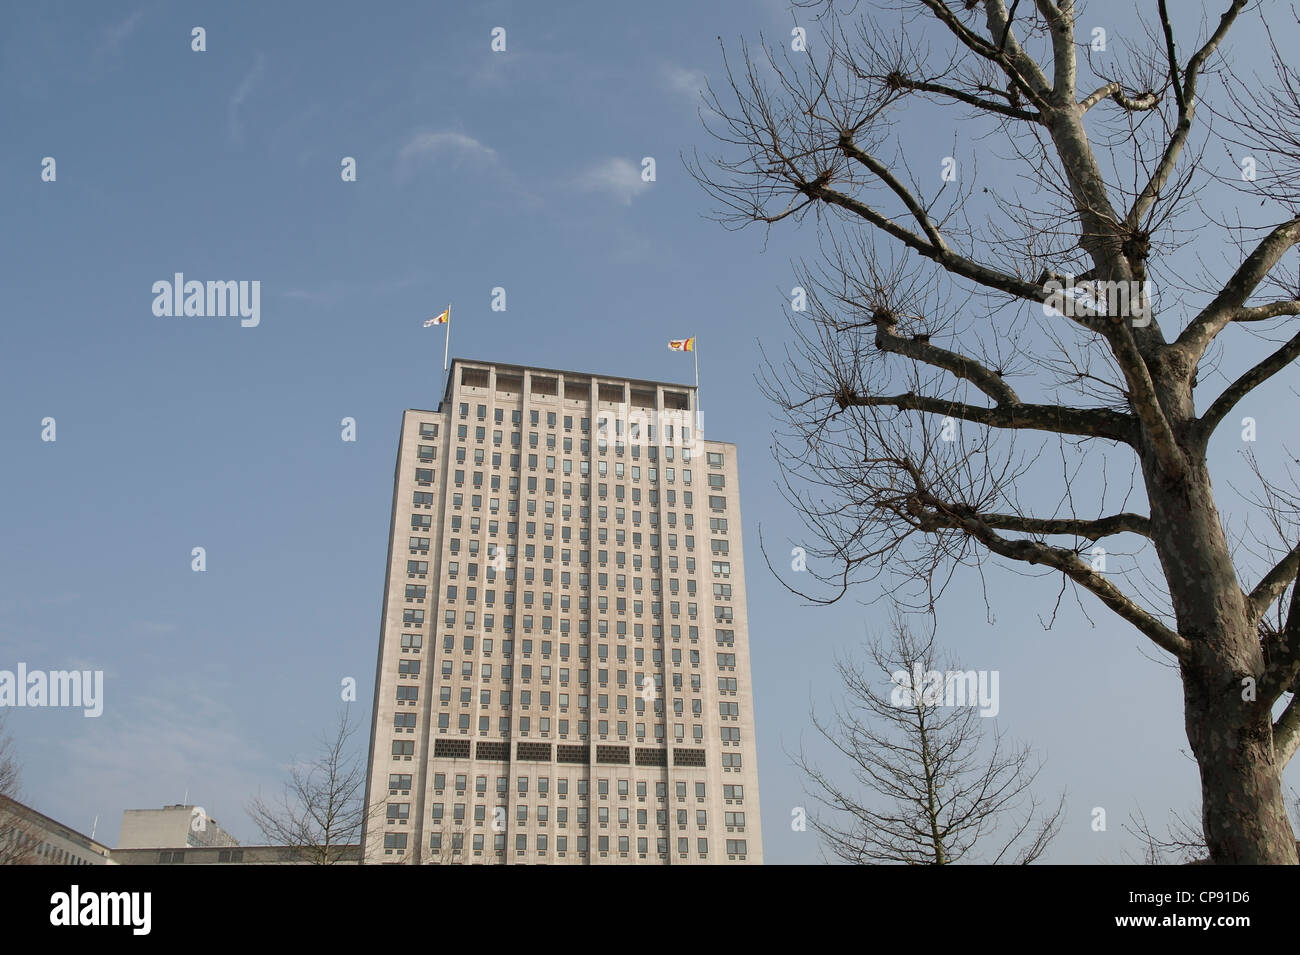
xmin=0 ymin=714 xmax=18 ymax=806
xmin=0 ymin=714 xmax=40 ymax=865
xmin=247 ymin=709 xmax=382 ymax=864
xmin=693 ymin=0 xmax=1300 ymax=863
xmin=1124 ymin=807 xmax=1208 ymax=864
xmin=795 ymin=619 xmax=1063 ymax=863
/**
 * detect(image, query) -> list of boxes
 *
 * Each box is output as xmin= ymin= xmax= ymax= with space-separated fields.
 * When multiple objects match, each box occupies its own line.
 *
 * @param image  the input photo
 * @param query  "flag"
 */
xmin=424 ymin=309 xmax=450 ymax=327
xmin=668 ymin=337 xmax=695 ymax=352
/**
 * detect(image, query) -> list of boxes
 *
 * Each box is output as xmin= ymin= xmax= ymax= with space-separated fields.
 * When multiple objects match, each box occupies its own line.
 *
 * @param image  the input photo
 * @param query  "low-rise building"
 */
xmin=111 ymin=843 xmax=362 ymax=865
xmin=0 ymin=794 xmax=113 ymax=865
xmin=117 ymin=804 xmax=239 ymax=850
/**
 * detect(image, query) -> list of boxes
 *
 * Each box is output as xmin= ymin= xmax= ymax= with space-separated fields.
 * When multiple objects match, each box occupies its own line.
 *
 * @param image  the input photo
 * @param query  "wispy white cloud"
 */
xmin=396 ymin=130 xmax=498 ymax=177
xmin=577 ymin=157 xmax=652 ymax=206
xmin=102 ymin=8 xmax=145 ymax=55
xmin=279 ymin=275 xmax=423 ymax=307
xmin=375 ymin=274 xmax=424 ymax=295
xmin=281 ymin=288 xmax=339 ymax=306
xmin=662 ymin=63 xmax=707 ymax=104
xmin=229 ymin=53 xmax=267 ymax=144
xmin=60 ymin=690 xmax=265 ymax=844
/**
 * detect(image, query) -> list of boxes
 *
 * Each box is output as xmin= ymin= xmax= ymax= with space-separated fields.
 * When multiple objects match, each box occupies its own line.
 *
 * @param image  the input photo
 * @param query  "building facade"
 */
xmin=0 ymin=794 xmax=113 ymax=865
xmin=112 ymin=845 xmax=362 ymax=865
xmin=361 ymin=359 xmax=761 ymax=864
xmin=117 ymin=804 xmax=240 ymax=851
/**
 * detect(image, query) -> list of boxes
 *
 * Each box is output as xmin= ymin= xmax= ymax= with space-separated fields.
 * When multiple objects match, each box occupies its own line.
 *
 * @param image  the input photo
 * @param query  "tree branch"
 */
xmin=1249 ymin=541 xmax=1300 ymax=623
xmin=1078 ymin=81 xmax=1160 ymax=113
xmin=837 ymin=134 xmax=950 ymax=251
xmin=1176 ymin=218 xmax=1300 ymax=362
xmin=1033 ymin=0 xmax=1075 ymax=102
xmin=871 ymin=309 xmax=1020 ymax=405
xmin=908 ymin=494 xmax=1188 ymax=656
xmin=805 ymin=178 xmax=1054 ymax=305
xmin=1236 ymin=301 xmax=1300 ymax=322
xmin=1110 ymin=320 xmax=1186 ymax=475
xmin=1199 ymin=330 xmax=1300 ymax=439
xmin=887 ymin=75 xmax=1042 ymax=122
xmin=1156 ymin=0 xmax=1187 ymax=115
xmin=1126 ymin=0 xmax=1248 ymax=230
xmin=976 ymin=510 xmax=1152 ymax=540
xmin=1270 ymin=580 xmax=1300 ymax=768
xmin=834 ymin=387 xmax=1135 ymax=442
xmin=916 ymin=0 xmax=1053 ymax=110
xmin=1274 ymin=699 xmax=1300 ymax=768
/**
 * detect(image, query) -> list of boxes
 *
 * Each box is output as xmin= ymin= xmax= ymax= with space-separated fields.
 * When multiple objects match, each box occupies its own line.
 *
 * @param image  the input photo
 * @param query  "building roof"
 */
xmin=440 ymin=357 xmax=697 ymax=406
xmin=0 ymin=793 xmax=112 ymax=856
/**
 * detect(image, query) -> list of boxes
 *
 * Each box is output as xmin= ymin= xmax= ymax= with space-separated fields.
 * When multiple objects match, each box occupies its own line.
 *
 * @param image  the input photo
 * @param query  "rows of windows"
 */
xmin=389 ymin=404 xmax=748 ymax=826
xmin=418 ymin=715 xmax=718 ymax=743
xmin=440 ymin=508 xmax=700 ymax=540
xmin=415 ymin=832 xmax=745 ymax=861
xmin=398 ymin=410 xmax=744 ymax=741
xmin=413 ymin=803 xmax=745 ymax=831
xmin=0 ymin=827 xmax=104 ymax=865
xmin=381 ymin=769 xmax=748 ymax=860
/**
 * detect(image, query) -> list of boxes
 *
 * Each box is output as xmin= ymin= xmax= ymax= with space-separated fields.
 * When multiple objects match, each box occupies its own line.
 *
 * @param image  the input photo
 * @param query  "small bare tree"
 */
xmin=1125 ymin=807 xmax=1209 ymax=864
xmin=247 ymin=709 xmax=382 ymax=864
xmin=0 ymin=714 xmax=41 ymax=865
xmin=795 ymin=619 xmax=1064 ymax=864
xmin=0 ymin=714 xmax=18 ymax=805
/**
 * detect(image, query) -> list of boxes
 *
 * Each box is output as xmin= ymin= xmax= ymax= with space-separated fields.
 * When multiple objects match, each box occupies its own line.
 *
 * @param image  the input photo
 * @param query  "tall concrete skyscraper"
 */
xmin=362 ymin=359 xmax=761 ymax=864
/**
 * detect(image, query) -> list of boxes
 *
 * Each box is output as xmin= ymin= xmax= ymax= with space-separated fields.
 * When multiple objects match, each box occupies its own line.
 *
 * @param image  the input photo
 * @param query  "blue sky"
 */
xmin=2 ymin=1 xmax=1297 ymax=864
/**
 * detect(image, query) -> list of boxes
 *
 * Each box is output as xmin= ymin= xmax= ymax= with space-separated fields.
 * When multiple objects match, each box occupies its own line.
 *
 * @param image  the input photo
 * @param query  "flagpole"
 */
xmin=443 ymin=303 xmax=451 ymax=372
xmin=693 ymin=338 xmax=700 ymax=439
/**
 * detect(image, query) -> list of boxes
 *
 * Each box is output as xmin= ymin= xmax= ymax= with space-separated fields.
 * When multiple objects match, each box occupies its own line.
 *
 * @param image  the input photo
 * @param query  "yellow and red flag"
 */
xmin=668 ymin=337 xmax=695 ymax=352
xmin=424 ymin=309 xmax=450 ymax=327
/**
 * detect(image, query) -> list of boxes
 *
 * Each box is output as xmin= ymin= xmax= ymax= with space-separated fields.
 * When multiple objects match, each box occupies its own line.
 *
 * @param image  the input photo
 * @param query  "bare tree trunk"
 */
xmin=1182 ymin=666 xmax=1295 ymax=863
xmin=1146 ymin=455 xmax=1298 ymax=863
xmin=918 ymin=716 xmax=947 ymax=865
